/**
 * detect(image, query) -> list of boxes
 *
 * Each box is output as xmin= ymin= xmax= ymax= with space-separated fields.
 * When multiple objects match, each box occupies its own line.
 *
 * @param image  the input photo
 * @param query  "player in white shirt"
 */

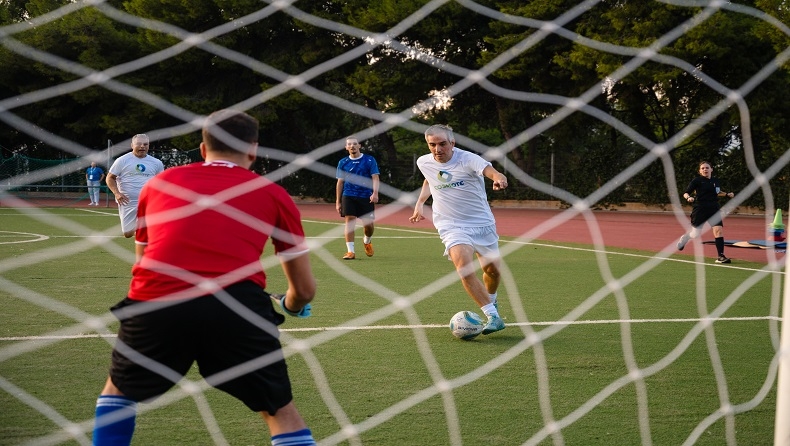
xmin=409 ymin=124 xmax=508 ymax=335
xmin=106 ymin=134 xmax=165 ymax=237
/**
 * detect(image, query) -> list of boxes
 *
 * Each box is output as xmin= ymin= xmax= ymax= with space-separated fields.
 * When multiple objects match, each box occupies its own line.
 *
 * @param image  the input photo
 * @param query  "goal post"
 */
xmin=776 ymin=200 xmax=790 ymax=445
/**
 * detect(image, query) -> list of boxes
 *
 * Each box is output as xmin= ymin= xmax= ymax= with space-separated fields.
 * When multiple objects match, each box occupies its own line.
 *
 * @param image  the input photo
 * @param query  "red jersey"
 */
xmin=129 ymin=160 xmax=306 ymax=301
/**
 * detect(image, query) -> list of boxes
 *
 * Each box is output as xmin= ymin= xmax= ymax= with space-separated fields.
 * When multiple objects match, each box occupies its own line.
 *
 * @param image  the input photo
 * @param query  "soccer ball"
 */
xmin=449 ymin=310 xmax=485 ymax=340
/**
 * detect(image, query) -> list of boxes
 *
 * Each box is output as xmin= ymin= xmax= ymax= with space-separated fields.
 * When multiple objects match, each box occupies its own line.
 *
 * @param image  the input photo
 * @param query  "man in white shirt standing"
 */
xmin=409 ymin=124 xmax=508 ymax=335
xmin=106 ymin=134 xmax=165 ymax=238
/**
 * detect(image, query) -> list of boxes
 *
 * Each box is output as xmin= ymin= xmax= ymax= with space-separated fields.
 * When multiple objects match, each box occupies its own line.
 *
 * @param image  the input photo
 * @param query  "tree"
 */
xmin=0 ymin=0 xmax=147 ymax=157
xmin=3 ymin=0 xmax=790 ymax=207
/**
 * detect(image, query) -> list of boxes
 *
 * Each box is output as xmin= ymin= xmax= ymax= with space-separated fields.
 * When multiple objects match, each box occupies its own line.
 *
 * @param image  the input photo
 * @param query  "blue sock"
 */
xmin=271 ymin=428 xmax=316 ymax=446
xmin=93 ymin=395 xmax=137 ymax=446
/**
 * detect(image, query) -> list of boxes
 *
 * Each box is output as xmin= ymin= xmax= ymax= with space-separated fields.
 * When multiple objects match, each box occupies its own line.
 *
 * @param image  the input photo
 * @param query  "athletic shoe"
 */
xmin=364 ymin=242 xmax=374 ymax=257
xmin=715 ymin=255 xmax=731 ymax=264
xmin=677 ymin=234 xmax=690 ymax=251
xmin=342 ymin=252 xmax=355 ymax=260
xmin=482 ymin=315 xmax=505 ymax=335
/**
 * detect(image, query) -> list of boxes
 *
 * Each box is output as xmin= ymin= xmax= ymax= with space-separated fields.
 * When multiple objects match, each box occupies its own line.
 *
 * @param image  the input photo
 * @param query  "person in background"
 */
xmin=92 ymin=110 xmax=317 ymax=446
xmin=676 ymin=160 xmax=736 ymax=264
xmin=106 ymin=134 xmax=164 ymax=237
xmin=85 ymin=161 xmax=105 ymax=206
xmin=335 ymin=135 xmax=380 ymax=260
xmin=409 ymin=124 xmax=508 ymax=335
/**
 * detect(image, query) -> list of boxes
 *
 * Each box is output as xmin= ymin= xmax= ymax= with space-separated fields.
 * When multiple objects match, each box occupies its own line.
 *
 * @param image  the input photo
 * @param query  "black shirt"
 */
xmin=685 ymin=176 xmax=721 ymax=206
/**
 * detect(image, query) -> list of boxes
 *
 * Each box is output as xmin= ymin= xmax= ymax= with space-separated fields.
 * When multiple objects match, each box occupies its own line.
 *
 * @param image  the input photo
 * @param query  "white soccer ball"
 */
xmin=449 ymin=310 xmax=485 ymax=340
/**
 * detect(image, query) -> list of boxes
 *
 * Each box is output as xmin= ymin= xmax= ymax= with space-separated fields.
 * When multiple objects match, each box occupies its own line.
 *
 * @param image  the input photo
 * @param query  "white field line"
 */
xmin=1 ymin=220 xmax=780 ymax=342
xmin=0 ymin=316 xmax=781 ymax=341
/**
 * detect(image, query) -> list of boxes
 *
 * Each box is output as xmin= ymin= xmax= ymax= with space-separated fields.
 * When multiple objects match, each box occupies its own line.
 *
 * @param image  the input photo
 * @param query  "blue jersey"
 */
xmin=86 ymin=166 xmax=104 ymax=181
xmin=336 ymin=154 xmax=380 ymax=199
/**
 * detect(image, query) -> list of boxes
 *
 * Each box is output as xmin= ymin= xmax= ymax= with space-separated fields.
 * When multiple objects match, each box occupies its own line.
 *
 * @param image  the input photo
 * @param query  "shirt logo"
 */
xmin=434 ymin=170 xmax=464 ymax=190
xmin=136 ymin=164 xmax=146 ymax=173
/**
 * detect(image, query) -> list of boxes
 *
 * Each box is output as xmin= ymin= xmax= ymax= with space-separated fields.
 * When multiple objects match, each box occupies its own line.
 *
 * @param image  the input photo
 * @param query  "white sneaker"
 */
xmin=677 ymin=234 xmax=690 ymax=251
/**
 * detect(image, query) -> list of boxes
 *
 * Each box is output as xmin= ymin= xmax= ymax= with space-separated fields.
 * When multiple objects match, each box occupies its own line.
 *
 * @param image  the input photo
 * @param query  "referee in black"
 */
xmin=676 ymin=160 xmax=735 ymax=263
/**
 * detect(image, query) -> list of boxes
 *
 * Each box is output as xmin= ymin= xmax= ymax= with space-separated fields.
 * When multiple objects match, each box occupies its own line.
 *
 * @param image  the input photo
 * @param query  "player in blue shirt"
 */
xmin=335 ymin=136 xmax=380 ymax=260
xmin=85 ymin=162 xmax=105 ymax=206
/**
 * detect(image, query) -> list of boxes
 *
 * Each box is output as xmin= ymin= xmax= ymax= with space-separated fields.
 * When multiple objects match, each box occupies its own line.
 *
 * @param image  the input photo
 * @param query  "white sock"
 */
xmin=481 ymin=303 xmax=499 ymax=318
xmin=363 ymin=236 xmax=372 ymax=244
xmin=346 ymin=242 xmax=354 ymax=252
xmin=489 ymin=293 xmax=498 ymax=305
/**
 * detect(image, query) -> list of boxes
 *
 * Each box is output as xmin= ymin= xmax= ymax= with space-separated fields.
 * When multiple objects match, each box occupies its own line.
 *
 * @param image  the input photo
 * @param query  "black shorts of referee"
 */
xmin=690 ymin=203 xmax=723 ymax=228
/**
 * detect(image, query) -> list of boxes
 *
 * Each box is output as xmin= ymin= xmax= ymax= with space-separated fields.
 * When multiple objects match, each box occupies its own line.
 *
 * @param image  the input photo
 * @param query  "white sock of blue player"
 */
xmin=271 ymin=428 xmax=316 ymax=445
xmin=93 ymin=395 xmax=137 ymax=445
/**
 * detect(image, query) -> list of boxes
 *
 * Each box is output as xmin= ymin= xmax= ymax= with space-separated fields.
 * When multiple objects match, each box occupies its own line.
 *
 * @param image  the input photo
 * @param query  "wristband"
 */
xmin=270 ymin=293 xmax=312 ymax=318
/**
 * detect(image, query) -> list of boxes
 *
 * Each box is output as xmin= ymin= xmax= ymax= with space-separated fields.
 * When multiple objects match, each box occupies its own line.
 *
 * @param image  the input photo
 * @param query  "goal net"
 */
xmin=1 ymin=1 xmax=788 ymax=445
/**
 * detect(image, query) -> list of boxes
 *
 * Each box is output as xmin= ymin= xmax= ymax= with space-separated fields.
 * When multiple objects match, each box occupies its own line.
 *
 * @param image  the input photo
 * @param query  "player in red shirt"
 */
xmin=92 ymin=110 xmax=317 ymax=446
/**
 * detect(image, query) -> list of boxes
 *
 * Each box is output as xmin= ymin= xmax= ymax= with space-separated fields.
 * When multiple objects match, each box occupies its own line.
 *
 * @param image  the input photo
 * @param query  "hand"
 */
xmin=409 ymin=211 xmax=424 ymax=223
xmin=270 ymin=293 xmax=312 ymax=318
xmin=728 ymin=192 xmax=734 ymax=198
xmin=115 ymin=193 xmax=130 ymax=205
xmin=492 ymin=179 xmax=507 ymax=190
xmin=686 ymin=196 xmax=694 ymax=203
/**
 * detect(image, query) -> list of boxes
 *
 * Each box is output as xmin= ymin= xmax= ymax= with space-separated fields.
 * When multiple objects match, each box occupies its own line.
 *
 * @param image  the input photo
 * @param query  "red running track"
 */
xmin=297 ymin=202 xmax=785 ymax=265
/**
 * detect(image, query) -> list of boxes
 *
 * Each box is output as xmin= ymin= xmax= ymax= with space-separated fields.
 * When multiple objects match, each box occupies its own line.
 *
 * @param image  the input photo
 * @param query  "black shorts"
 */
xmin=108 ymin=281 xmax=291 ymax=415
xmin=341 ymin=195 xmax=375 ymax=219
xmin=690 ymin=204 xmax=723 ymax=228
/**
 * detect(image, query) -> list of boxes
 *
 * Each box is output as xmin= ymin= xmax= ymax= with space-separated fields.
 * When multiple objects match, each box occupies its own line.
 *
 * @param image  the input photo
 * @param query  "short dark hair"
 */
xmin=202 ymin=109 xmax=259 ymax=154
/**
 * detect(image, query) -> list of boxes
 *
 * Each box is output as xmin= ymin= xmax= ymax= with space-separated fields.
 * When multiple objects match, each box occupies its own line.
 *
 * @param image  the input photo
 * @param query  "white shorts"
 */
xmin=119 ymin=200 xmax=138 ymax=235
xmin=437 ymin=225 xmax=500 ymax=261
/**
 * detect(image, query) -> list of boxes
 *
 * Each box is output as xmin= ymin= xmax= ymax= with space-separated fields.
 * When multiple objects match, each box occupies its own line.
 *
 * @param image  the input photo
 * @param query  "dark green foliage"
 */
xmin=2 ymin=1 xmax=789 ymax=207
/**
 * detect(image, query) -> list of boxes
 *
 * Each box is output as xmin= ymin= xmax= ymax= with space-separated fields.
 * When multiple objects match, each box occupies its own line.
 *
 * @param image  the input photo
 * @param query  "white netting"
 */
xmin=1 ymin=1 xmax=787 ymax=445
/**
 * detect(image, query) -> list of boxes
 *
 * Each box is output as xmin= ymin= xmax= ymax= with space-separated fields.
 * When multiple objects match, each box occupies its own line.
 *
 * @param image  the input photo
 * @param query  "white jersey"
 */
xmin=109 ymin=152 xmax=164 ymax=200
xmin=416 ymin=147 xmax=495 ymax=230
